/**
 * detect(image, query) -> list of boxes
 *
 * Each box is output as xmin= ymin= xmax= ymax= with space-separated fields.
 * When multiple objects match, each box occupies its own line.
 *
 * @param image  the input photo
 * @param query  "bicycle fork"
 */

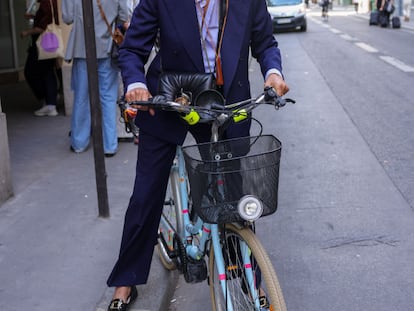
xmin=211 ymin=225 xmax=261 ymax=310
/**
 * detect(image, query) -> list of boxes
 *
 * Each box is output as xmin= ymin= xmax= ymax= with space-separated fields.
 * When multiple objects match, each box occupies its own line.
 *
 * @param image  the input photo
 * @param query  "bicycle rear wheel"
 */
xmin=209 ymin=224 xmax=286 ymax=311
xmin=157 ymin=168 xmax=184 ymax=270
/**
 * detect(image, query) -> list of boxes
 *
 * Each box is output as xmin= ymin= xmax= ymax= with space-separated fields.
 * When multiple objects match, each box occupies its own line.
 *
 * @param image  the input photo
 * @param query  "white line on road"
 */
xmin=354 ymin=42 xmax=378 ymax=53
xmin=340 ymin=33 xmax=355 ymax=41
xmin=379 ymin=56 xmax=414 ymax=72
xmin=310 ymin=16 xmax=414 ymax=73
xmin=330 ymin=28 xmax=342 ymax=34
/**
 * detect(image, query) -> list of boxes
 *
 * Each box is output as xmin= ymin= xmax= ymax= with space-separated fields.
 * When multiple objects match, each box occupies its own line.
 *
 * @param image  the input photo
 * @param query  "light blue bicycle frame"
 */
xmin=159 ymin=142 xmax=262 ymax=310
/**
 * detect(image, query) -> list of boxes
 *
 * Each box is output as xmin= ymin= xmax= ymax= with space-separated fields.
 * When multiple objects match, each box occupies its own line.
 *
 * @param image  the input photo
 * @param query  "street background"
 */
xmin=0 ymin=4 xmax=413 ymax=311
xmin=169 ymin=5 xmax=414 ymax=311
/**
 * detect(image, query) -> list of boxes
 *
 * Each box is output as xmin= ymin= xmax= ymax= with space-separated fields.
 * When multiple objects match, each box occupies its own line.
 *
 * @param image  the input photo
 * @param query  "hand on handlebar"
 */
xmin=125 ymin=87 xmax=155 ymax=116
xmin=264 ymin=73 xmax=289 ymax=97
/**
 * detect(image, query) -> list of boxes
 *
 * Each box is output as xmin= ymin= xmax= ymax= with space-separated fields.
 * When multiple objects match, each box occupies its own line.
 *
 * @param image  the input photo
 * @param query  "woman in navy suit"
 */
xmin=106 ymin=0 xmax=289 ymax=309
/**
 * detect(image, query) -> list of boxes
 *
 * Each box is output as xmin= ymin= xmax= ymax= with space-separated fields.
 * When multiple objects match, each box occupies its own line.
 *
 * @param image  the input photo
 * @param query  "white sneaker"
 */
xmin=34 ymin=105 xmax=58 ymax=117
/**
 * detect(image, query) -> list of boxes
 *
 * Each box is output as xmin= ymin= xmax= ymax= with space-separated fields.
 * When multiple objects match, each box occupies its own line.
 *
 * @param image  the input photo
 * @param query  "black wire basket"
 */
xmin=182 ymin=135 xmax=282 ymax=224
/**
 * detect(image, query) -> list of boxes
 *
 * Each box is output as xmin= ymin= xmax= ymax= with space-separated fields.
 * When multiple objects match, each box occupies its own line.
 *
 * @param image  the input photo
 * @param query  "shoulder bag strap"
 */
xmin=48 ymin=0 xmax=57 ymax=25
xmin=96 ymin=0 xmax=114 ymax=37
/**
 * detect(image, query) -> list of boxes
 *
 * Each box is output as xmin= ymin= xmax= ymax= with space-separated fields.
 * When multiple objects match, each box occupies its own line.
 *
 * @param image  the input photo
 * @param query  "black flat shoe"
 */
xmin=104 ymin=152 xmax=116 ymax=157
xmin=107 ymin=286 xmax=138 ymax=311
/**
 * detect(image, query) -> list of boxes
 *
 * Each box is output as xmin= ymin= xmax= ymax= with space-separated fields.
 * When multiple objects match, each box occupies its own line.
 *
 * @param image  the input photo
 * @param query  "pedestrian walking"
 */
xmin=378 ymin=0 xmax=395 ymax=27
xmin=353 ymin=0 xmax=359 ymax=12
xmin=21 ymin=0 xmax=60 ymax=117
xmin=403 ymin=0 xmax=411 ymax=21
xmin=321 ymin=0 xmax=330 ymax=19
xmin=61 ymin=0 xmax=129 ymax=155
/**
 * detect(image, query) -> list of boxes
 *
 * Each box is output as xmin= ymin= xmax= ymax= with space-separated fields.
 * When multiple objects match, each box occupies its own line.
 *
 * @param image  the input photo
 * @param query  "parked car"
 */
xmin=267 ymin=0 xmax=307 ymax=32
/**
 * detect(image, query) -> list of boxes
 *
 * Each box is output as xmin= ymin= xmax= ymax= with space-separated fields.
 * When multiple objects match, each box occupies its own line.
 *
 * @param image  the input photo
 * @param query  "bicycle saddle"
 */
xmin=157 ymin=72 xmax=216 ymax=104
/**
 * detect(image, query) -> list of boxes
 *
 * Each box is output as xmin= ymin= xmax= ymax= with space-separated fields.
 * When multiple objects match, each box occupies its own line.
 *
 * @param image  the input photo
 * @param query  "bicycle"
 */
xmin=119 ymin=79 xmax=295 ymax=311
xmin=320 ymin=0 xmax=329 ymax=20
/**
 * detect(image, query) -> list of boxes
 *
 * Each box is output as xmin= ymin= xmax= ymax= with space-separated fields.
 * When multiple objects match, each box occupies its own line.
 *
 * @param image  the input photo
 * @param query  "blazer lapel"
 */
xmin=221 ymin=0 xmax=250 ymax=95
xmin=162 ymin=0 xmax=250 ymax=92
xmin=163 ymin=0 xmax=205 ymax=72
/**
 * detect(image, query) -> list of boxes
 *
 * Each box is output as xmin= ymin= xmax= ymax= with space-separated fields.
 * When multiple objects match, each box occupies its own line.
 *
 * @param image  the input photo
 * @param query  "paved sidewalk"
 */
xmin=0 ymin=82 xmax=177 ymax=311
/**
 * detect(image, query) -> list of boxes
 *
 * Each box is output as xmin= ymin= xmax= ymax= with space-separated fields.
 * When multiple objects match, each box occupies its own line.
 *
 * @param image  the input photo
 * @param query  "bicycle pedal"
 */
xmin=184 ymin=258 xmax=207 ymax=283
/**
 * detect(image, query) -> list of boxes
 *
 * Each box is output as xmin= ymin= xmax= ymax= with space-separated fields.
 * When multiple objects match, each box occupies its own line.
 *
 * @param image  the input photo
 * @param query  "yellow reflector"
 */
xmin=227 ymin=265 xmax=239 ymax=271
xmin=181 ymin=109 xmax=200 ymax=125
xmin=233 ymin=109 xmax=248 ymax=123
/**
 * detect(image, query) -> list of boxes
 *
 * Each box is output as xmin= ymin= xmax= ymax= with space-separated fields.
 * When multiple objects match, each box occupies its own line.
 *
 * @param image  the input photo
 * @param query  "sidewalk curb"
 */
xmin=306 ymin=5 xmax=414 ymax=31
xmin=350 ymin=10 xmax=414 ymax=31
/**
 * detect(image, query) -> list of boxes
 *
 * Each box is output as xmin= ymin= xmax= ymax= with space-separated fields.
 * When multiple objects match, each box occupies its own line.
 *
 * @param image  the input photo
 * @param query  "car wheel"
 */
xmin=300 ymin=23 xmax=307 ymax=32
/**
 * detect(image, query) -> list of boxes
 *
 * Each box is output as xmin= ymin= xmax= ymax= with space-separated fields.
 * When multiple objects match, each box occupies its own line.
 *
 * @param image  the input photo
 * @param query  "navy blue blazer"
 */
xmin=119 ymin=0 xmax=283 ymax=145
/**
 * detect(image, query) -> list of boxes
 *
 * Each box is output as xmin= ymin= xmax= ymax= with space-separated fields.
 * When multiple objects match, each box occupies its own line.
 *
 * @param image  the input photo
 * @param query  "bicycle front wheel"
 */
xmin=209 ymin=224 xmax=286 ymax=311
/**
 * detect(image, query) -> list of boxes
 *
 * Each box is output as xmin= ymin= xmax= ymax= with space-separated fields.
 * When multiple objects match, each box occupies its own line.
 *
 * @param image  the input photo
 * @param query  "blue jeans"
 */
xmin=70 ymin=58 xmax=118 ymax=153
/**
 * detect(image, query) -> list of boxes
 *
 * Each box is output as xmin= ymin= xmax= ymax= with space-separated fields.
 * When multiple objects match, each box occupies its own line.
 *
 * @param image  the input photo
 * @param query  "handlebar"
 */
xmin=119 ymin=87 xmax=295 ymax=126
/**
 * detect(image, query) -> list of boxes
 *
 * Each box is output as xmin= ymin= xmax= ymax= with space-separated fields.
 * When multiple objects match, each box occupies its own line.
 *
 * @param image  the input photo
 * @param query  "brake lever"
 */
xmin=285 ymin=98 xmax=296 ymax=104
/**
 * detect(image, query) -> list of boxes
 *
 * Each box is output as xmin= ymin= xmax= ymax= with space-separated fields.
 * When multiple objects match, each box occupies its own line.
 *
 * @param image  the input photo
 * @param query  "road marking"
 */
xmin=310 ymin=16 xmax=414 ymax=73
xmin=379 ymin=56 xmax=414 ymax=72
xmin=340 ymin=33 xmax=355 ymax=41
xmin=330 ymin=28 xmax=342 ymax=34
xmin=354 ymin=42 xmax=378 ymax=53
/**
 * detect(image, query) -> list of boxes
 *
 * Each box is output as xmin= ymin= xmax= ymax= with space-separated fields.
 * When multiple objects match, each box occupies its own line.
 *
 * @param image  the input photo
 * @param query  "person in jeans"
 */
xmin=61 ymin=0 xmax=129 ymax=155
xmin=21 ymin=0 xmax=60 ymax=117
xmin=106 ymin=0 xmax=289 ymax=309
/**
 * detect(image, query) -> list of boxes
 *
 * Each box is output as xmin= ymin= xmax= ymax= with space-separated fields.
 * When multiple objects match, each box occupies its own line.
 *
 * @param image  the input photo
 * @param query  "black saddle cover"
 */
xmin=157 ymin=72 xmax=215 ymax=104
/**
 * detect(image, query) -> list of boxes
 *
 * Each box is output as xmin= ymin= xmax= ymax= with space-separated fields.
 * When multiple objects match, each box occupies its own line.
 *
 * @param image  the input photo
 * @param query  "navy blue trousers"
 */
xmin=107 ymin=124 xmax=213 ymax=286
xmin=107 ymin=118 xmax=250 ymax=286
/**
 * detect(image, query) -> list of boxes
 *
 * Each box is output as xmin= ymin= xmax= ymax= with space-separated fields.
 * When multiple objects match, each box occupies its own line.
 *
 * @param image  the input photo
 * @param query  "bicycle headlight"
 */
xmin=237 ymin=195 xmax=263 ymax=222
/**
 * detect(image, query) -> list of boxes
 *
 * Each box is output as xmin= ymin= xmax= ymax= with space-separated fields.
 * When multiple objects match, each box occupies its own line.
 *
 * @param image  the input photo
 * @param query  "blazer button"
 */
xmin=238 ymin=81 xmax=243 ymax=87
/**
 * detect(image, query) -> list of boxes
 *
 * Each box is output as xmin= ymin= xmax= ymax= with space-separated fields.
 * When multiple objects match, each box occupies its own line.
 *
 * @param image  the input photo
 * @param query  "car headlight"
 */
xmin=237 ymin=195 xmax=263 ymax=222
xmin=293 ymin=9 xmax=305 ymax=17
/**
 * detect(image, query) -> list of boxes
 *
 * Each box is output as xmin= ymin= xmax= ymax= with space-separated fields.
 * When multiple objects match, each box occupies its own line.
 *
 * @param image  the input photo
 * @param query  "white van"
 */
xmin=266 ymin=0 xmax=307 ymax=32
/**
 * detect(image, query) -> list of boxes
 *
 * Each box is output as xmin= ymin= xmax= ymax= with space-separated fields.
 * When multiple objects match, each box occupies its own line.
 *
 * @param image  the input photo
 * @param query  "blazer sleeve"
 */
xmin=118 ymin=0 xmax=159 ymax=88
xmin=61 ymin=0 xmax=74 ymax=25
xmin=250 ymin=0 xmax=283 ymax=76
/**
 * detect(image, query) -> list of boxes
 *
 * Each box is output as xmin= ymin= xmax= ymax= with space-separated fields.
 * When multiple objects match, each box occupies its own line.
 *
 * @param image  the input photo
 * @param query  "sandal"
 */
xmin=107 ymin=286 xmax=138 ymax=311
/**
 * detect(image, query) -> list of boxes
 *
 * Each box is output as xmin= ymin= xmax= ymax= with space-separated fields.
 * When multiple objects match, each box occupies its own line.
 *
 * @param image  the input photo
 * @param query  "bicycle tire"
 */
xmin=209 ymin=223 xmax=286 ymax=311
xmin=157 ymin=168 xmax=185 ymax=270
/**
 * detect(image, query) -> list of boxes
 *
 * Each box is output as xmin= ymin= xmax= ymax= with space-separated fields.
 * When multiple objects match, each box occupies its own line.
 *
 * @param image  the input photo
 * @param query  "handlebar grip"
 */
xmin=151 ymin=95 xmax=167 ymax=105
xmin=264 ymin=86 xmax=285 ymax=107
xmin=263 ymin=86 xmax=296 ymax=107
xmin=123 ymin=96 xmax=201 ymax=125
xmin=264 ymin=86 xmax=278 ymax=102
